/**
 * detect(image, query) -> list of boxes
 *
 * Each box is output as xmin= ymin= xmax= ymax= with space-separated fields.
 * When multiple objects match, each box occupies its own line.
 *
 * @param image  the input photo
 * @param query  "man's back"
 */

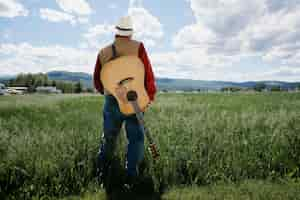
xmin=99 ymin=37 xmax=141 ymax=67
xmin=94 ymin=35 xmax=156 ymax=101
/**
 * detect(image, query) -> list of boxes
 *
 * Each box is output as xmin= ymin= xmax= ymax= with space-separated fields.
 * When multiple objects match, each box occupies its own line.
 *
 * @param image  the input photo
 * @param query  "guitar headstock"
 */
xmin=148 ymin=143 xmax=160 ymax=160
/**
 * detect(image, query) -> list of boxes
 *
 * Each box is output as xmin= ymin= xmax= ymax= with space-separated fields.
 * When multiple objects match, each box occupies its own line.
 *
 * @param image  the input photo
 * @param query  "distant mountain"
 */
xmin=236 ymin=81 xmax=300 ymax=90
xmin=0 ymin=75 xmax=16 ymax=84
xmin=1 ymin=71 xmax=299 ymax=91
xmin=156 ymin=78 xmax=240 ymax=91
xmin=46 ymin=71 xmax=300 ymax=91
xmin=47 ymin=71 xmax=93 ymax=88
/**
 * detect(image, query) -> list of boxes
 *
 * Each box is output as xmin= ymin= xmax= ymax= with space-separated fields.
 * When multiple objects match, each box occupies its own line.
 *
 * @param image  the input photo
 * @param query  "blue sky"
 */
xmin=0 ymin=0 xmax=299 ymax=82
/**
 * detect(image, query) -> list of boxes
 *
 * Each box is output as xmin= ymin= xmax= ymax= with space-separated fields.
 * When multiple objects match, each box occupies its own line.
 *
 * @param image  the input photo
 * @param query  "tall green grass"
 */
xmin=57 ymin=180 xmax=300 ymax=200
xmin=0 ymin=93 xmax=300 ymax=199
xmin=164 ymin=179 xmax=300 ymax=200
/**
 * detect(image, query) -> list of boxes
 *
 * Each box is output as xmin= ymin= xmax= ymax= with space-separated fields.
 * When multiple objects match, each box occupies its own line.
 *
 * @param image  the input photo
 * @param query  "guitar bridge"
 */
xmin=118 ymin=77 xmax=134 ymax=86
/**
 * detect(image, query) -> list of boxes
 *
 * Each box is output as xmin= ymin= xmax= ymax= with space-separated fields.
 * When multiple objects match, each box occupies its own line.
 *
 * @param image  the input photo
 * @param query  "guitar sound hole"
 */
xmin=127 ymin=90 xmax=138 ymax=101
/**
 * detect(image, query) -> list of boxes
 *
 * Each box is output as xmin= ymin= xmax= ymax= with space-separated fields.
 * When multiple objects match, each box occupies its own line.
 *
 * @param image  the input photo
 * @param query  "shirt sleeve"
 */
xmin=138 ymin=43 xmax=157 ymax=101
xmin=93 ymin=54 xmax=104 ymax=94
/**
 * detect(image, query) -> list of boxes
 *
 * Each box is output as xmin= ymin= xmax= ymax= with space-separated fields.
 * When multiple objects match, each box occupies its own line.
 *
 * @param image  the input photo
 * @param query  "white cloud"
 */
xmin=163 ymin=0 xmax=300 ymax=81
xmin=150 ymin=48 xmax=241 ymax=80
xmin=151 ymin=49 xmax=300 ymax=81
xmin=270 ymin=67 xmax=300 ymax=78
xmin=240 ymin=6 xmax=300 ymax=64
xmin=172 ymin=23 xmax=218 ymax=49
xmin=179 ymin=0 xmax=300 ymax=58
xmin=0 ymin=43 xmax=97 ymax=75
xmin=241 ymin=7 xmax=300 ymax=49
xmin=0 ymin=0 xmax=28 ymax=18
xmin=56 ymin=0 xmax=92 ymax=15
xmin=40 ymin=8 xmax=76 ymax=25
xmin=40 ymin=8 xmax=91 ymax=25
xmin=188 ymin=0 xmax=265 ymax=36
xmin=262 ymin=42 xmax=300 ymax=66
xmin=83 ymin=24 xmax=115 ymax=49
xmin=243 ymin=66 xmax=300 ymax=82
xmin=39 ymin=0 xmax=92 ymax=25
xmin=174 ymin=0 xmax=267 ymax=55
xmin=78 ymin=17 xmax=89 ymax=24
xmin=81 ymin=0 xmax=164 ymax=49
xmin=84 ymin=24 xmax=115 ymax=39
xmin=128 ymin=2 xmax=163 ymax=47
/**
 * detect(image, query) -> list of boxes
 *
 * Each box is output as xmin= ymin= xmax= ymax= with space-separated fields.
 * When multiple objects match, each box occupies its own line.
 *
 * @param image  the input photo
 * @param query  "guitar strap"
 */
xmin=111 ymin=44 xmax=118 ymax=60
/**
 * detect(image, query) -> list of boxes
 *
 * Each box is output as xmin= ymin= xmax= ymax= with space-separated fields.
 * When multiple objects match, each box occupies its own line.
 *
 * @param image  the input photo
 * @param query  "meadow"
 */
xmin=0 ymin=93 xmax=300 ymax=199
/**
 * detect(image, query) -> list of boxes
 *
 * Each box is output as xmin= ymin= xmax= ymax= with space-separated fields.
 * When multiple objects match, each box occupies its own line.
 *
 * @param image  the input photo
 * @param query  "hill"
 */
xmin=0 ymin=75 xmax=15 ymax=84
xmin=1 ymin=71 xmax=299 ymax=91
xmin=46 ymin=71 xmax=300 ymax=91
xmin=47 ymin=71 xmax=93 ymax=88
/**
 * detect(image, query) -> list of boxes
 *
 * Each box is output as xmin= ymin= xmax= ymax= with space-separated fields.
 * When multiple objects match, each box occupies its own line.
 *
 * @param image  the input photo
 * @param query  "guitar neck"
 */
xmin=129 ymin=100 xmax=154 ymax=144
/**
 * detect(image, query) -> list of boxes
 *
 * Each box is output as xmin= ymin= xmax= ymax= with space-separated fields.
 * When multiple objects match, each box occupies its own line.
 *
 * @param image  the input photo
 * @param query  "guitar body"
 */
xmin=100 ymin=55 xmax=150 ymax=115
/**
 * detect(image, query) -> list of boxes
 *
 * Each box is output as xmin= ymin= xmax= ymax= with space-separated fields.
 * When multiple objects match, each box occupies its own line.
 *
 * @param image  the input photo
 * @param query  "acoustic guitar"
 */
xmin=100 ymin=54 xmax=159 ymax=160
xmin=100 ymin=55 xmax=150 ymax=115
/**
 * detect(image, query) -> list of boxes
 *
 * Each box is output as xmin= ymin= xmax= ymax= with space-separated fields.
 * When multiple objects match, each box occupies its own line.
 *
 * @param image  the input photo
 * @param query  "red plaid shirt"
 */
xmin=93 ymin=40 xmax=157 ymax=101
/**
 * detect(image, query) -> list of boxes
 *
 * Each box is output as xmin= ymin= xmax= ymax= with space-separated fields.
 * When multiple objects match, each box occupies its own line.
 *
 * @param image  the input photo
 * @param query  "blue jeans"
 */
xmin=98 ymin=95 xmax=145 ymax=177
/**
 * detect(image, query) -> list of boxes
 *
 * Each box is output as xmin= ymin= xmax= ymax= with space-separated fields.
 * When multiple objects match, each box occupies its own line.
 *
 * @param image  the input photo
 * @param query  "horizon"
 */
xmin=0 ymin=0 xmax=300 ymax=82
xmin=0 ymin=70 xmax=299 ymax=84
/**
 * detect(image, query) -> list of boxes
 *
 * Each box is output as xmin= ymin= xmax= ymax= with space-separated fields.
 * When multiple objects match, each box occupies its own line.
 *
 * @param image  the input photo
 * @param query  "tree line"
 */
xmin=222 ymin=83 xmax=300 ymax=92
xmin=6 ymin=73 xmax=87 ymax=93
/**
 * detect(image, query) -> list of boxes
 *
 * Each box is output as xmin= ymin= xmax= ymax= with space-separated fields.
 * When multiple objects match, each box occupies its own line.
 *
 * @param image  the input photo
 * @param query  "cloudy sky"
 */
xmin=0 ymin=0 xmax=300 ymax=82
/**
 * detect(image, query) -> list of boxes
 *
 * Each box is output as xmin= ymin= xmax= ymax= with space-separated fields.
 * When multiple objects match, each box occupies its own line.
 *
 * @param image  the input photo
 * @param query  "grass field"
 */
xmin=59 ymin=179 xmax=300 ymax=200
xmin=0 ymin=93 xmax=300 ymax=199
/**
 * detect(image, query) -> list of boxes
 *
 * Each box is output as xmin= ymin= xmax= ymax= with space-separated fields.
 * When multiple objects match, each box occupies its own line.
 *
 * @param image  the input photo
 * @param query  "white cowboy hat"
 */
xmin=115 ymin=16 xmax=133 ymax=36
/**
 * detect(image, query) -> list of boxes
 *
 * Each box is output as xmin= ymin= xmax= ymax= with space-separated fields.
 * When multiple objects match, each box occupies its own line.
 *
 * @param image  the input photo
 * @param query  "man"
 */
xmin=93 ymin=16 xmax=157 ymax=188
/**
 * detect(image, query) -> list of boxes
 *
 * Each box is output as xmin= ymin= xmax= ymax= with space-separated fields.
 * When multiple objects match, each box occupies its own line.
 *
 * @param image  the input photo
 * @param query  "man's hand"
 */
xmin=141 ymin=101 xmax=152 ymax=112
xmin=115 ymin=86 xmax=128 ymax=103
